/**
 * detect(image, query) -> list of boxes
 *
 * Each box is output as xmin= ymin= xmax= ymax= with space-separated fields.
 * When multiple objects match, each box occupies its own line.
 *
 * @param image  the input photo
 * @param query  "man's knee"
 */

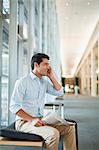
xmin=48 ymin=127 xmax=60 ymax=141
xmin=45 ymin=127 xmax=60 ymax=149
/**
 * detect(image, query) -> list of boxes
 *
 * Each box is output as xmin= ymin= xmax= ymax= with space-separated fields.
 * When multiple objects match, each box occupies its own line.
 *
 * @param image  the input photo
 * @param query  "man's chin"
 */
xmin=41 ymin=73 xmax=47 ymax=76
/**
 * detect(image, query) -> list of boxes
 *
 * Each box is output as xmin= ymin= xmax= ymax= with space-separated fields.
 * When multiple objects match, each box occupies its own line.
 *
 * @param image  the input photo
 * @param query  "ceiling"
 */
xmin=56 ymin=0 xmax=99 ymax=78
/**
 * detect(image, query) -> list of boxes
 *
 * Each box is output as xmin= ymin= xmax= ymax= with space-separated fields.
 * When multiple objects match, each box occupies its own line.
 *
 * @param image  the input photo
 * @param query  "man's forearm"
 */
xmin=16 ymin=109 xmax=37 ymax=122
xmin=49 ymin=75 xmax=61 ymax=91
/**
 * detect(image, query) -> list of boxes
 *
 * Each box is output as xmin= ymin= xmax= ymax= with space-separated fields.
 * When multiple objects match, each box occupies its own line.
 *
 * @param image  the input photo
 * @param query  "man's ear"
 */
xmin=34 ymin=62 xmax=39 ymax=68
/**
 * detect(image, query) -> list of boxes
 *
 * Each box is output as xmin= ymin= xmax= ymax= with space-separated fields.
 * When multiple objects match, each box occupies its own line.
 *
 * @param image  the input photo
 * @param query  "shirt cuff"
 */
xmin=10 ymin=105 xmax=22 ymax=114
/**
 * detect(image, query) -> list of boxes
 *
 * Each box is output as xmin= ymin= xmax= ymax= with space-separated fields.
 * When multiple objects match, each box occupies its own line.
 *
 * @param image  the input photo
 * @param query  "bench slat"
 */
xmin=0 ymin=137 xmax=43 ymax=147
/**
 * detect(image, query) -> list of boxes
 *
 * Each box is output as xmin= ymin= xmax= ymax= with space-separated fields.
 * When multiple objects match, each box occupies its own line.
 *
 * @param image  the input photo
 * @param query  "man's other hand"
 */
xmin=34 ymin=119 xmax=45 ymax=127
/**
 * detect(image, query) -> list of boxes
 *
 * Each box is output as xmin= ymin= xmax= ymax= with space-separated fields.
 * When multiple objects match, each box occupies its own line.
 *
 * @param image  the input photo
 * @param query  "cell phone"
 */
xmin=47 ymin=68 xmax=49 ymax=72
xmin=47 ymin=67 xmax=51 ymax=73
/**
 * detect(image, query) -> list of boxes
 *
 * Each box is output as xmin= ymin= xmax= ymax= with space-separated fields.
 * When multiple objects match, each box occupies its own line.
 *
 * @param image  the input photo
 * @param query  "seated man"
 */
xmin=10 ymin=53 xmax=77 ymax=150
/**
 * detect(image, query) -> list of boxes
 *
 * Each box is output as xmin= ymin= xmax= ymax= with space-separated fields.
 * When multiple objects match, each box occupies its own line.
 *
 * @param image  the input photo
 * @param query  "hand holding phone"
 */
xmin=47 ymin=66 xmax=51 ymax=73
xmin=47 ymin=66 xmax=51 ymax=76
xmin=46 ymin=66 xmax=54 ymax=79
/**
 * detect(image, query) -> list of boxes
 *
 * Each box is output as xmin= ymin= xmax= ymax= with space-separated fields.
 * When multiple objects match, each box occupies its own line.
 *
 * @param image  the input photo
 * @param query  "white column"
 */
xmin=47 ymin=0 xmax=50 ymax=55
xmin=8 ymin=0 xmax=18 ymax=123
xmin=98 ymin=40 xmax=99 ymax=69
xmin=80 ymin=64 xmax=86 ymax=95
xmin=39 ymin=0 xmax=42 ymax=52
xmin=98 ymin=40 xmax=99 ymax=95
xmin=0 ymin=0 xmax=3 ymax=126
xmin=80 ymin=68 xmax=82 ymax=94
xmin=28 ymin=0 xmax=35 ymax=71
xmin=87 ymin=58 xmax=90 ymax=95
xmin=91 ymin=49 xmax=96 ymax=96
xmin=18 ymin=1 xmax=24 ymax=77
xmin=43 ymin=0 xmax=48 ymax=53
xmin=83 ymin=65 xmax=87 ymax=95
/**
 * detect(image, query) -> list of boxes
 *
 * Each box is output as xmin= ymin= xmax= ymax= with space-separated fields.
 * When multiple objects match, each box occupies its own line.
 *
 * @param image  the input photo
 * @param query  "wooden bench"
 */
xmin=0 ymin=136 xmax=44 ymax=146
xmin=0 ymin=120 xmax=78 ymax=150
xmin=0 ymin=122 xmax=44 ymax=149
xmin=0 ymin=137 xmax=44 ymax=148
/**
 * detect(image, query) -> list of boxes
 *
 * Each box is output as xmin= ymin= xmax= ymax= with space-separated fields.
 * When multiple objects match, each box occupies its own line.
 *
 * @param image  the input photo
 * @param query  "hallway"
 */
xmin=58 ymin=95 xmax=99 ymax=150
xmin=0 ymin=1 xmax=99 ymax=150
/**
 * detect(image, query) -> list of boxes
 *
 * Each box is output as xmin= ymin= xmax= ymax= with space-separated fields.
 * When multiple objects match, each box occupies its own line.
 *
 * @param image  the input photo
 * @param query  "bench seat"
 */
xmin=0 ymin=122 xmax=44 ymax=148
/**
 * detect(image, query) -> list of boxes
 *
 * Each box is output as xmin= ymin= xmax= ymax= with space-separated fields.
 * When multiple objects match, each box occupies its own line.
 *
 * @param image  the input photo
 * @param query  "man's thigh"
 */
xmin=50 ymin=122 xmax=75 ymax=136
xmin=16 ymin=120 xmax=60 ymax=140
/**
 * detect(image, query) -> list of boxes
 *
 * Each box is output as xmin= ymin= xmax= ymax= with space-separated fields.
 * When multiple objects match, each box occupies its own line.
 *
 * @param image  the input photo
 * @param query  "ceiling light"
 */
xmin=87 ymin=2 xmax=90 ymax=5
xmin=96 ymin=68 xmax=99 ymax=74
xmin=66 ymin=2 xmax=69 ymax=6
xmin=65 ymin=17 xmax=69 ymax=20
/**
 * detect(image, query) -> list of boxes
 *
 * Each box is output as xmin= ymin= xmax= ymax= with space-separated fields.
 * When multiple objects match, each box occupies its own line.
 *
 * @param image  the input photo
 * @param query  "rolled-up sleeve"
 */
xmin=46 ymin=81 xmax=64 ymax=96
xmin=10 ymin=79 xmax=26 ymax=114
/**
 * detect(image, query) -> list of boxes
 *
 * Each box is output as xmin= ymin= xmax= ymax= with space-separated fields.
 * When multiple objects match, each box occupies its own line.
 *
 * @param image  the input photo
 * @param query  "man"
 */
xmin=74 ymin=85 xmax=80 ymax=96
xmin=10 ymin=53 xmax=76 ymax=150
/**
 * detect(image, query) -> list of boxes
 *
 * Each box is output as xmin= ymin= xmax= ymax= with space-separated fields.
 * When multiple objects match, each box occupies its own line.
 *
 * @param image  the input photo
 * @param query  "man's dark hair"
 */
xmin=31 ymin=53 xmax=49 ymax=70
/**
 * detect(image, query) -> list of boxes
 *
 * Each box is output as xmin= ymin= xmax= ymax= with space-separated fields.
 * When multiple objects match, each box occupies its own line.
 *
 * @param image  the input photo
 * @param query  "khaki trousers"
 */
xmin=16 ymin=120 xmax=77 ymax=150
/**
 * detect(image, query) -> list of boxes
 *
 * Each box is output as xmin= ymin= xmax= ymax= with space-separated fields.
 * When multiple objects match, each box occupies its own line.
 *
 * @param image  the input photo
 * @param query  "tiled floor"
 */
xmin=60 ymin=94 xmax=99 ymax=150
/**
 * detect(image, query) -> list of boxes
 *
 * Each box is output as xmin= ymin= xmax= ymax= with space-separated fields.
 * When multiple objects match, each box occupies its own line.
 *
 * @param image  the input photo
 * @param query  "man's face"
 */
xmin=36 ymin=58 xmax=49 ymax=76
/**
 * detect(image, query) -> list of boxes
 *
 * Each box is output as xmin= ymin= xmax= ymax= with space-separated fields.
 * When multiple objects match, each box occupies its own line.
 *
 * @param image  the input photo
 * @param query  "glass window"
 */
xmin=3 ymin=0 xmax=10 ymax=14
xmin=24 ymin=6 xmax=28 ymax=23
xmin=1 ymin=76 xmax=8 ymax=126
xmin=1 ymin=25 xmax=9 ymax=126
xmin=3 ymin=27 xmax=9 ymax=45
xmin=2 ymin=52 xmax=9 ymax=76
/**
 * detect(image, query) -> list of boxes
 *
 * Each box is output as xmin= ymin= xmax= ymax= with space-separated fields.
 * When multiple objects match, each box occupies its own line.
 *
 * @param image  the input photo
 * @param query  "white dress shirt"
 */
xmin=10 ymin=72 xmax=63 ymax=120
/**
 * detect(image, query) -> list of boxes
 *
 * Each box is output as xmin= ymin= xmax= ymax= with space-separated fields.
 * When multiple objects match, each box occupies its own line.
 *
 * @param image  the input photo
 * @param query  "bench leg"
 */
xmin=61 ymin=106 xmax=64 ymax=119
xmin=41 ymin=141 xmax=45 ymax=150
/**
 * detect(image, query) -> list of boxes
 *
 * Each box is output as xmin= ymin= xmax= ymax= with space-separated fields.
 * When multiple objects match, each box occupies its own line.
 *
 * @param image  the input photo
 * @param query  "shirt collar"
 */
xmin=29 ymin=72 xmax=43 ymax=80
xmin=29 ymin=72 xmax=38 ymax=80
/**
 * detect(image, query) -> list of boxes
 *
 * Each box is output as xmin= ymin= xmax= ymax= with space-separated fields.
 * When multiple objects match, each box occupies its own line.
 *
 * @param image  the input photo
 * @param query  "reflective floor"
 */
xmin=62 ymin=94 xmax=99 ymax=150
xmin=0 ymin=94 xmax=99 ymax=150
